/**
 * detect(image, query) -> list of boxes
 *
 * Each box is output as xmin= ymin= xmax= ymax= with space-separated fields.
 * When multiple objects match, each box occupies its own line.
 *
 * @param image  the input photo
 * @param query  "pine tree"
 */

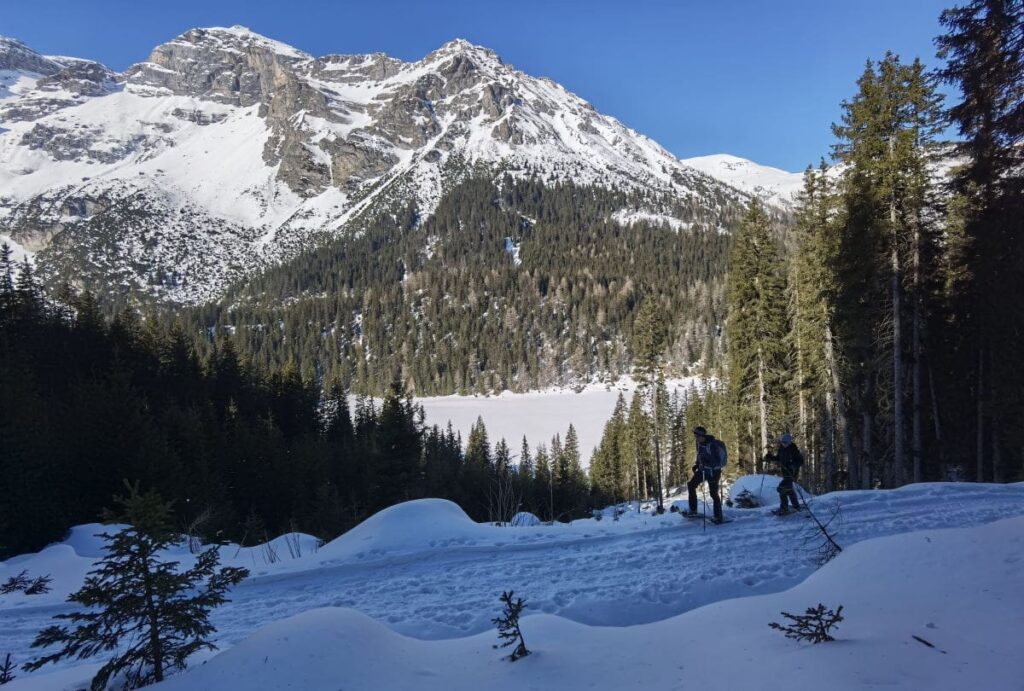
xmin=936 ymin=0 xmax=1024 ymax=481
xmin=725 ymin=200 xmax=790 ymax=466
xmin=831 ymin=53 xmax=943 ymax=486
xmin=632 ymin=298 xmax=670 ymax=510
xmin=25 ymin=483 xmax=248 ymax=690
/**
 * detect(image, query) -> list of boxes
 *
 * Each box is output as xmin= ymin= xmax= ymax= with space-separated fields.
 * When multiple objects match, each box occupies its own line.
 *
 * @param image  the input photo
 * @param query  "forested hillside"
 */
xmin=0 ymin=254 xmax=591 ymax=557
xmin=171 ymin=175 xmax=755 ymax=395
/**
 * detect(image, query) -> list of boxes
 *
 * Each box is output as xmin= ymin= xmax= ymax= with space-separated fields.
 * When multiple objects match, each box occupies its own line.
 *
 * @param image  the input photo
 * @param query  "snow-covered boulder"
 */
xmin=727 ymin=473 xmax=811 ymax=508
xmin=509 ymin=511 xmax=541 ymax=527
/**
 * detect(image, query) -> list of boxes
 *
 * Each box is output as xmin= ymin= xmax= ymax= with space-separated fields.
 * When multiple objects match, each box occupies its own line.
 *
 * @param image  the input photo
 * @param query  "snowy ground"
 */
xmin=417 ymin=377 xmax=702 ymax=464
xmin=2 ymin=480 xmax=1023 ymax=690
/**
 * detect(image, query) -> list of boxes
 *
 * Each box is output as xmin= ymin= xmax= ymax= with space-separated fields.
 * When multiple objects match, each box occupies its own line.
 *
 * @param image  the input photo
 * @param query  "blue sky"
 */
xmin=3 ymin=0 xmax=953 ymax=172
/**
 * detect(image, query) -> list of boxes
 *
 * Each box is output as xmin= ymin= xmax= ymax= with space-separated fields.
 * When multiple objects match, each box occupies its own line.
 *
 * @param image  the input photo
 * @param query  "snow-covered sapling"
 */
xmin=732 ymin=488 xmax=760 ymax=508
xmin=769 ymin=603 xmax=844 ymax=643
xmin=492 ymin=590 xmax=530 ymax=661
xmin=24 ymin=482 xmax=249 ymax=690
xmin=0 ymin=654 xmax=15 ymax=684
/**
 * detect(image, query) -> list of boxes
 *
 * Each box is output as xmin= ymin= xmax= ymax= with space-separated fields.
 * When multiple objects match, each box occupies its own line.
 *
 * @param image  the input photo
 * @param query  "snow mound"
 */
xmin=61 ymin=523 xmax=126 ymax=557
xmin=316 ymin=499 xmax=492 ymax=562
xmin=150 ymin=516 xmax=1024 ymax=691
xmin=728 ymin=473 xmax=810 ymax=508
xmin=220 ymin=532 xmax=323 ymax=570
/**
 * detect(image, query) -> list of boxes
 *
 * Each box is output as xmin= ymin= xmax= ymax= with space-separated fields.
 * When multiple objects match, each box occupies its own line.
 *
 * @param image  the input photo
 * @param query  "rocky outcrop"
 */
xmin=0 ymin=36 xmax=64 ymax=75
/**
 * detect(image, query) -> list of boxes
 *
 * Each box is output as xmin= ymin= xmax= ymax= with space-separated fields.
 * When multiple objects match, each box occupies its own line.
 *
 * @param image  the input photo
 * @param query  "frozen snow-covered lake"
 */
xmin=417 ymin=378 xmax=702 ymax=462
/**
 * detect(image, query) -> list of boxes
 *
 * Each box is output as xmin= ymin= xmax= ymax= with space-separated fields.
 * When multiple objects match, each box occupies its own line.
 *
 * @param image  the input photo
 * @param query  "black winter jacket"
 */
xmin=772 ymin=443 xmax=804 ymax=478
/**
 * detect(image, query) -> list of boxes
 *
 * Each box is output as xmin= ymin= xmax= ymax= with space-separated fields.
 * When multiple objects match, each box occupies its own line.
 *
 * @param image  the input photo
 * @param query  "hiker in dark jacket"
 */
xmin=685 ymin=426 xmax=725 ymax=523
xmin=766 ymin=433 xmax=803 ymax=514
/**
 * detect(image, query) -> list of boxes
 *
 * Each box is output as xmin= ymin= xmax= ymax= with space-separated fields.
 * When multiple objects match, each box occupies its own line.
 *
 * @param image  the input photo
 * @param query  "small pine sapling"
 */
xmin=732 ymin=488 xmax=761 ymax=508
xmin=24 ymin=482 xmax=249 ymax=690
xmin=492 ymin=591 xmax=530 ymax=661
xmin=769 ymin=603 xmax=844 ymax=643
xmin=0 ymin=654 xmax=14 ymax=684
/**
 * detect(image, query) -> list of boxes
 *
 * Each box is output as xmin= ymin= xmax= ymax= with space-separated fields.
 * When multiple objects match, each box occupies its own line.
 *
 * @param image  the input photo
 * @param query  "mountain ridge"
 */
xmin=0 ymin=28 xmax=792 ymax=306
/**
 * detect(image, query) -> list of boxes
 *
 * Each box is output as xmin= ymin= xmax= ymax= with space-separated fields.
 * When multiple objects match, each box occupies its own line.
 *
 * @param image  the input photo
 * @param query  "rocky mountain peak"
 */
xmin=0 ymin=36 xmax=65 ymax=76
xmin=426 ymin=38 xmax=504 ymax=68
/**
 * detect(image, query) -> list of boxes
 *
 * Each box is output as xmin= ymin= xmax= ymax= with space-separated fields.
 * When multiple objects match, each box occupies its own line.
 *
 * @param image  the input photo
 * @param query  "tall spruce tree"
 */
xmin=832 ymin=52 xmax=943 ymax=486
xmin=632 ymin=298 xmax=670 ymax=510
xmin=936 ymin=0 xmax=1024 ymax=481
xmin=725 ymin=200 xmax=790 ymax=467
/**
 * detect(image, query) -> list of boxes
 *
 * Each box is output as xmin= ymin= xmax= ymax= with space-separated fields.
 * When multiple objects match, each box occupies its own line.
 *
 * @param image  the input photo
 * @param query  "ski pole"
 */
xmin=700 ymin=467 xmax=707 ymax=532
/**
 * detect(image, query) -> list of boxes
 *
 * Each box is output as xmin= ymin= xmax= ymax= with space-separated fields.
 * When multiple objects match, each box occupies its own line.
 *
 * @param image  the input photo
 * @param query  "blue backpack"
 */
xmin=703 ymin=438 xmax=728 ymax=470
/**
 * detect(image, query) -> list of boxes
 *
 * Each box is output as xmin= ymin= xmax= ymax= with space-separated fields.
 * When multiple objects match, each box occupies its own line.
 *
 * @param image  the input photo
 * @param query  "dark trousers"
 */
xmin=687 ymin=468 xmax=722 ymax=519
xmin=777 ymin=476 xmax=801 ymax=509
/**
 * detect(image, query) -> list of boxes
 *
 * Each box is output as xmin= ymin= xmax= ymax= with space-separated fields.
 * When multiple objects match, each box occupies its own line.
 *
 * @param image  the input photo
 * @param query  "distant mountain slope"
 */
xmin=680 ymin=153 xmax=804 ymax=205
xmin=0 ymin=28 xmax=764 ymax=305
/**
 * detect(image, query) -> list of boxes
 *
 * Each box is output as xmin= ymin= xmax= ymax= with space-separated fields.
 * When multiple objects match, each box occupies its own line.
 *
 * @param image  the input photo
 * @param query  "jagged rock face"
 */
xmin=127 ymin=27 xmax=310 ymax=106
xmin=0 ymin=37 xmax=64 ymax=75
xmin=0 ymin=27 xmax=760 ymax=305
xmin=36 ymin=61 xmax=119 ymax=97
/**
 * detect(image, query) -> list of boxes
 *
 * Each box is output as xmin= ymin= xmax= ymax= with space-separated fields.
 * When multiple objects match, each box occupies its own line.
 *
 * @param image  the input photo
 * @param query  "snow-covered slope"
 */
xmin=150 ymin=515 xmax=1024 ymax=691
xmin=681 ymin=153 xmax=804 ymax=206
xmin=4 ymin=483 xmax=1024 ymax=690
xmin=0 ymin=28 xmax=754 ymax=304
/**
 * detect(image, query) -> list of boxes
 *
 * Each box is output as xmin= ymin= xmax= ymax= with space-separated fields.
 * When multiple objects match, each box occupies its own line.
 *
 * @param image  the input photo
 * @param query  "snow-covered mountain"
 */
xmin=0 ymin=28 xmax=763 ymax=304
xmin=680 ymin=153 xmax=805 ymax=205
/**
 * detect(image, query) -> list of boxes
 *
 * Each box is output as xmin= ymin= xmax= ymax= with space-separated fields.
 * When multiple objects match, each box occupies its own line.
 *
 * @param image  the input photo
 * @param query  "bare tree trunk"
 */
xmin=992 ymin=419 xmax=1002 ymax=483
xmin=748 ymin=418 xmax=757 ymax=473
xmin=976 ymin=342 xmax=985 ymax=482
xmin=892 ymin=243 xmax=906 ymax=485
xmin=794 ymin=279 xmax=808 ymax=449
xmin=651 ymin=383 xmax=664 ymax=510
xmin=757 ymin=346 xmax=770 ymax=459
xmin=863 ymin=411 xmax=873 ymax=488
xmin=928 ymin=364 xmax=947 ymax=473
xmin=823 ymin=316 xmax=856 ymax=488
xmin=890 ymin=134 xmax=906 ymax=486
xmin=810 ymin=400 xmax=819 ymax=489
xmin=824 ymin=392 xmax=836 ymax=491
xmin=912 ymin=224 xmax=923 ymax=483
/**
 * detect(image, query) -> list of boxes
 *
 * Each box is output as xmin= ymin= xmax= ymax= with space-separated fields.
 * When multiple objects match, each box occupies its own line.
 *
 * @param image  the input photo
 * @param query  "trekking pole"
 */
xmin=700 ymin=468 xmax=707 ymax=532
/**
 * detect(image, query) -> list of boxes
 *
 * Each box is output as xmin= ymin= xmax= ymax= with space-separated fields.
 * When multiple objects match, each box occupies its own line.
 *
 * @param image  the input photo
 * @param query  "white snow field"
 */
xmin=2 ymin=481 xmax=1023 ymax=690
xmin=416 ymin=377 xmax=703 ymax=465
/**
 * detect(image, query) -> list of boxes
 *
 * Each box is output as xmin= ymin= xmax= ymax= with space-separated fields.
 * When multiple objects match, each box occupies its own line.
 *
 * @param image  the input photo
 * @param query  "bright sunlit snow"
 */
xmin=3 ymin=482 xmax=1023 ymax=690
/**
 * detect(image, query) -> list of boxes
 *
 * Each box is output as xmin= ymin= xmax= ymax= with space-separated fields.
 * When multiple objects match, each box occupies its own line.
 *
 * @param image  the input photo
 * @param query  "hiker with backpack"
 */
xmin=684 ymin=426 xmax=727 ymax=524
xmin=766 ymin=433 xmax=804 ymax=515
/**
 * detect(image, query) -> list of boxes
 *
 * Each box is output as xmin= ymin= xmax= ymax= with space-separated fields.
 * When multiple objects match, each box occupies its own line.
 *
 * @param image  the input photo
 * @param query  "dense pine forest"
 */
xmin=169 ymin=176 xmax=748 ymax=395
xmin=619 ymin=1 xmax=1024 ymax=496
xmin=0 ymin=256 xmax=592 ymax=557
